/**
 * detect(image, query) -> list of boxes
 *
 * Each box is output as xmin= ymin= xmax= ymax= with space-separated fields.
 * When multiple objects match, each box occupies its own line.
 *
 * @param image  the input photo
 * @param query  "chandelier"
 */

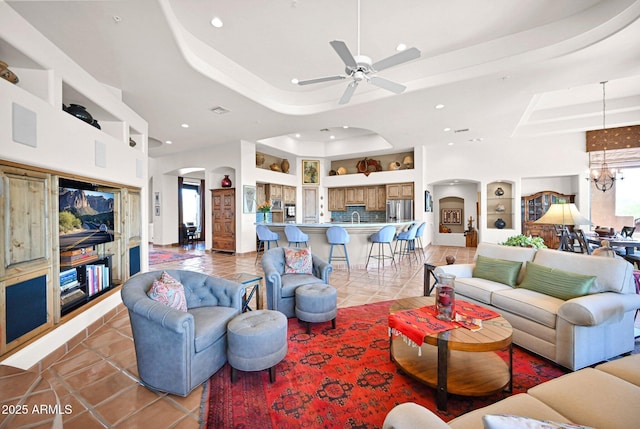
xmin=588 ymin=81 xmax=622 ymax=192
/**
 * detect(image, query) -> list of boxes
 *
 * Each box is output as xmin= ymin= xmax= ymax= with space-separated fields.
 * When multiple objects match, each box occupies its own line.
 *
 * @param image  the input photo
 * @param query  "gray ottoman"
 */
xmin=295 ymin=283 xmax=337 ymax=334
xmin=227 ymin=310 xmax=288 ymax=383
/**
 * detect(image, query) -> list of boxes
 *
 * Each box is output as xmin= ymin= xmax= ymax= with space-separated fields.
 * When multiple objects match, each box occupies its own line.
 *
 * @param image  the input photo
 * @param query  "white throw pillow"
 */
xmin=482 ymin=414 xmax=594 ymax=429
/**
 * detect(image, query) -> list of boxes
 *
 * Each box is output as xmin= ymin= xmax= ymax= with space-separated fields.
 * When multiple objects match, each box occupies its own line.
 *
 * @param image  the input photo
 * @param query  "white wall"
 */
xmin=0 ymin=3 xmax=148 ymax=368
xmin=425 ymin=133 xmax=590 ymax=245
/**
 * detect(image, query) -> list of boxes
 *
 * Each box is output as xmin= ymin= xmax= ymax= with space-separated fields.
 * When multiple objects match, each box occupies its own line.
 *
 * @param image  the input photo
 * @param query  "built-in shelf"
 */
xmin=487 ymin=181 xmax=514 ymax=229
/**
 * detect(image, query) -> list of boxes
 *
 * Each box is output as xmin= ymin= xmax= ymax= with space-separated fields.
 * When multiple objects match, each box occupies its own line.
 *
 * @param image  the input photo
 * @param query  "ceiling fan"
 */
xmin=296 ymin=0 xmax=421 ymax=104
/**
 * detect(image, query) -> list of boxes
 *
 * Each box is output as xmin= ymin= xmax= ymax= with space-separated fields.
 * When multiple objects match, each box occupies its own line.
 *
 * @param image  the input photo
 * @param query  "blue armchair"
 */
xmin=121 ymin=270 xmax=244 ymax=396
xmin=261 ymin=247 xmax=332 ymax=317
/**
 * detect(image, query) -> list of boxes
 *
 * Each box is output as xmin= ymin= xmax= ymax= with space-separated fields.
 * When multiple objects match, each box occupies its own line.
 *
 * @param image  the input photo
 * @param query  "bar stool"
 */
xmin=394 ymin=223 xmax=419 ymax=264
xmin=366 ymin=225 xmax=397 ymax=270
xmin=284 ymin=225 xmax=309 ymax=247
xmin=326 ymin=226 xmax=350 ymax=272
xmin=414 ymin=222 xmax=426 ymax=260
xmin=256 ymin=225 xmax=280 ymax=264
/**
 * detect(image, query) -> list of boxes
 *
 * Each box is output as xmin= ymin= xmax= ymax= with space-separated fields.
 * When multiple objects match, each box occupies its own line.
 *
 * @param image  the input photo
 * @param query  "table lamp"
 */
xmin=534 ymin=203 xmax=592 ymax=251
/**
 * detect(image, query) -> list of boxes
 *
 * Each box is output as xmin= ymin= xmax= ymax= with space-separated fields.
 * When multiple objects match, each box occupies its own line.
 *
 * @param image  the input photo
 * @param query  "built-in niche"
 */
xmin=486 ymin=181 xmax=514 ymax=229
xmin=439 ymin=197 xmax=464 ymax=234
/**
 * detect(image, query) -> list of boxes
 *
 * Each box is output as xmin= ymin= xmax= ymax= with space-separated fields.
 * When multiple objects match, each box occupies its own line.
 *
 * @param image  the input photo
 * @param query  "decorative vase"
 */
xmin=262 ymin=212 xmax=268 ymax=222
xmin=495 ymin=203 xmax=505 ymax=212
xmin=65 ymin=104 xmax=93 ymax=124
xmin=495 ymin=187 xmax=505 ymax=196
xmin=281 ymin=158 xmax=290 ymax=173
xmin=256 ymin=153 xmax=265 ymax=167
xmin=436 ymin=273 xmax=456 ymax=321
xmin=221 ymin=175 xmax=232 ymax=188
xmin=270 ymin=163 xmax=281 ymax=172
xmin=445 ymin=255 xmax=456 ymax=265
xmin=494 ymin=218 xmax=506 ymax=229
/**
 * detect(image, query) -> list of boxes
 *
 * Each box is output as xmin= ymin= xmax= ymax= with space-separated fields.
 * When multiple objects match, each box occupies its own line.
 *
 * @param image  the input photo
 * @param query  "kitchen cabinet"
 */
xmin=521 ymin=191 xmax=575 ymax=249
xmin=328 ymin=188 xmax=346 ymax=211
xmin=386 ymin=183 xmax=414 ymax=200
xmin=345 ymin=187 xmax=366 ymax=205
xmin=365 ymin=186 xmax=386 ymax=211
xmin=267 ymin=184 xmax=282 ymax=199
xmin=283 ymin=186 xmax=296 ymax=204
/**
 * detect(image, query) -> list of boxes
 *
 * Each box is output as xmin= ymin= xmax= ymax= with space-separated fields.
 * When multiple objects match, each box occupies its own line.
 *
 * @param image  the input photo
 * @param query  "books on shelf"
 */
xmin=60 ymin=249 xmax=98 ymax=264
xmin=61 ymin=288 xmax=86 ymax=307
xmin=86 ymin=264 xmax=110 ymax=297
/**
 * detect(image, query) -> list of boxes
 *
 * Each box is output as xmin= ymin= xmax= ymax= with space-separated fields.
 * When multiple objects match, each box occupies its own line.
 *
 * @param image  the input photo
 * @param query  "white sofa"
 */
xmin=383 ymin=354 xmax=640 ymax=429
xmin=433 ymin=243 xmax=640 ymax=370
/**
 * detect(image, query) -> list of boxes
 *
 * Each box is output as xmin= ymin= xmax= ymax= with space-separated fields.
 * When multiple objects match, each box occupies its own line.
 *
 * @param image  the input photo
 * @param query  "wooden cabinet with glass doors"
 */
xmin=521 ymin=191 xmax=575 ymax=249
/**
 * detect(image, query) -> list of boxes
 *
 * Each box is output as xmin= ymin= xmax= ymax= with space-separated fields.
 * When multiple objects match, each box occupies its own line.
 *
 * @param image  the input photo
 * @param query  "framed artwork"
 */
xmin=424 ymin=191 xmax=433 ymax=212
xmin=441 ymin=208 xmax=462 ymax=225
xmin=243 ymin=185 xmax=256 ymax=213
xmin=302 ymin=160 xmax=320 ymax=185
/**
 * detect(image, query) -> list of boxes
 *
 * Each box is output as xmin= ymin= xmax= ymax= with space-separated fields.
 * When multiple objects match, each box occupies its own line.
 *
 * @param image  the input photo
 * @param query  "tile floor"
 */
xmin=1 ymin=244 xmax=636 ymax=428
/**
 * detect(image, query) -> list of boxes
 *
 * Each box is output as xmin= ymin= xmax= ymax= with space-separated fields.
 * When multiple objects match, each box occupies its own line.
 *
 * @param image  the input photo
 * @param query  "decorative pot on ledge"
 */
xmin=64 ymin=104 xmax=93 ymax=124
xmin=494 ymin=218 xmax=506 ymax=229
xmin=221 ymin=175 xmax=232 ymax=188
xmin=281 ymin=158 xmax=290 ymax=173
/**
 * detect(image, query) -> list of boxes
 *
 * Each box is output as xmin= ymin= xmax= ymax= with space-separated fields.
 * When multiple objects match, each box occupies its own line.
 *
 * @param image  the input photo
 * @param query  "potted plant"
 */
xmin=500 ymin=234 xmax=547 ymax=249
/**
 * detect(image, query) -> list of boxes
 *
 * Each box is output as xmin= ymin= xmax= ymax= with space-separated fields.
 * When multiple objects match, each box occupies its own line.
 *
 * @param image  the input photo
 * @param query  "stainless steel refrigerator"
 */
xmin=386 ymin=200 xmax=414 ymax=222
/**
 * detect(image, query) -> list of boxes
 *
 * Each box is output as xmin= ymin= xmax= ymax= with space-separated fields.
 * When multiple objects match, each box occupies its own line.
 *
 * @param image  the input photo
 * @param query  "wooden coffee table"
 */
xmin=390 ymin=296 xmax=513 ymax=411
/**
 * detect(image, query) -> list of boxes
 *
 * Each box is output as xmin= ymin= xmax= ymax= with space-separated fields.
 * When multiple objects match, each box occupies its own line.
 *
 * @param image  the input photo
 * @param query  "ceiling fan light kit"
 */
xmin=296 ymin=0 xmax=421 ymax=104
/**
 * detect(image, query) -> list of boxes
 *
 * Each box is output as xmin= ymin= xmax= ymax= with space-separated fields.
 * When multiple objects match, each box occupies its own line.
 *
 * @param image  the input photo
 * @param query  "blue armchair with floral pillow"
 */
xmin=261 ymin=247 xmax=332 ymax=317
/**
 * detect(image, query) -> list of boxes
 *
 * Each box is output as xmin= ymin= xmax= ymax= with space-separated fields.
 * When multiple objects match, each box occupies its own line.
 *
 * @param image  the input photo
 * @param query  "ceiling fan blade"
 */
xmin=330 ymin=40 xmax=358 ymax=70
xmin=371 ymin=47 xmax=421 ymax=72
xmin=297 ymin=75 xmax=345 ymax=85
xmin=369 ymin=76 xmax=406 ymax=94
xmin=339 ymin=81 xmax=358 ymax=105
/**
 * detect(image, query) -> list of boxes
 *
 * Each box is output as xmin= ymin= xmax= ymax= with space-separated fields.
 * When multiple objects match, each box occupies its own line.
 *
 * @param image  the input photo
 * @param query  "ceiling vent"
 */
xmin=210 ymin=106 xmax=230 ymax=115
xmin=454 ymin=128 xmax=469 ymax=133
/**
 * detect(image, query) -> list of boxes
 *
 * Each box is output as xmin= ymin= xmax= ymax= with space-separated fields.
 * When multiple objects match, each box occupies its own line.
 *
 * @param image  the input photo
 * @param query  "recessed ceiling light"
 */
xmin=343 ymin=125 xmax=349 ymax=129
xmin=435 ymin=104 xmax=445 ymax=109
xmin=166 ymin=140 xmax=173 ymax=145
xmin=443 ymin=127 xmax=451 ymax=132
xmin=396 ymin=43 xmax=407 ymax=52
xmin=210 ymin=17 xmax=223 ymax=28
xmin=295 ymin=133 xmax=301 ymax=138
xmin=181 ymin=123 xmax=189 ymax=128
xmin=448 ymin=142 xmax=454 ymax=146
xmin=330 ymin=135 xmax=336 ymax=139
xmin=291 ymin=78 xmax=299 ymax=84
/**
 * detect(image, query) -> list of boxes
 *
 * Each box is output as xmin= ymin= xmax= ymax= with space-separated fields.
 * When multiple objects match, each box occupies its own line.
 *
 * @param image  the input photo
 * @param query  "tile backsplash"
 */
xmin=330 ymin=206 xmax=386 ymax=223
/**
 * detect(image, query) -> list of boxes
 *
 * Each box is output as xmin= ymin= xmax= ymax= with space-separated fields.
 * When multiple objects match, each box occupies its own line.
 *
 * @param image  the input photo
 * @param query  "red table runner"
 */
xmin=388 ymin=300 xmax=501 ymax=349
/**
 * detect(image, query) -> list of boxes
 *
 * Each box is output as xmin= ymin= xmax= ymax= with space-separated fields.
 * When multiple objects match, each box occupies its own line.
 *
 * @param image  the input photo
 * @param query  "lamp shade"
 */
xmin=534 ymin=203 xmax=592 ymax=226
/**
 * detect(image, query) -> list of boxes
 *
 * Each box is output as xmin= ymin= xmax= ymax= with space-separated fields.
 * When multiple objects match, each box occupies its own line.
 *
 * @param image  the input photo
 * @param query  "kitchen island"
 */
xmin=261 ymin=221 xmax=415 ymax=269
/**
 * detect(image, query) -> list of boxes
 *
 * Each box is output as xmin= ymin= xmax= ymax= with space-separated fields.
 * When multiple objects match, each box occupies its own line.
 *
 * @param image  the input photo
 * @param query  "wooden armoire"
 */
xmin=211 ymin=188 xmax=236 ymax=253
xmin=521 ymin=190 xmax=575 ymax=249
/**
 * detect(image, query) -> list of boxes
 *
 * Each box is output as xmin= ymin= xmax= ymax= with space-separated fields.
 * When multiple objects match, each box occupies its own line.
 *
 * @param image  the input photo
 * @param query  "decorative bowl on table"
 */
xmin=594 ymin=226 xmax=615 ymax=237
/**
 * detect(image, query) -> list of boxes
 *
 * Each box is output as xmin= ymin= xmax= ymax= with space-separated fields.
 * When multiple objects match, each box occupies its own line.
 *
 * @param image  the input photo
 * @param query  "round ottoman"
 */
xmin=227 ymin=310 xmax=288 ymax=383
xmin=295 ymin=283 xmax=337 ymax=334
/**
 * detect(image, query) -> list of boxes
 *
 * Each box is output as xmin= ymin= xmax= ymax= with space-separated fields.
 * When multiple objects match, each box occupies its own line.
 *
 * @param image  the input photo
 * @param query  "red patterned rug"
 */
xmin=200 ymin=301 xmax=568 ymax=429
xmin=148 ymin=250 xmax=201 ymax=265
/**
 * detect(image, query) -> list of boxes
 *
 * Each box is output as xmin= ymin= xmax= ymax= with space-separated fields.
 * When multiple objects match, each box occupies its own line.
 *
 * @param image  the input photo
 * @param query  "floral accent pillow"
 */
xmin=284 ymin=247 xmax=313 ymax=275
xmin=147 ymin=271 xmax=187 ymax=312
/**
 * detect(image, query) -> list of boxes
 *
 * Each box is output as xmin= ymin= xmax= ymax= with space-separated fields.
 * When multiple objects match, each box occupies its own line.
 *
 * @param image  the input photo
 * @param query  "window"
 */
xmin=181 ymin=186 xmax=200 ymax=226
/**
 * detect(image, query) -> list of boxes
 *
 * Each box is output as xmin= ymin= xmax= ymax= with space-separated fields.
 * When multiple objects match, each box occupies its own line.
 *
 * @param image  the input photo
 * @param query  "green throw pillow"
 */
xmin=473 ymin=255 xmax=523 ymax=287
xmin=517 ymin=262 xmax=595 ymax=300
